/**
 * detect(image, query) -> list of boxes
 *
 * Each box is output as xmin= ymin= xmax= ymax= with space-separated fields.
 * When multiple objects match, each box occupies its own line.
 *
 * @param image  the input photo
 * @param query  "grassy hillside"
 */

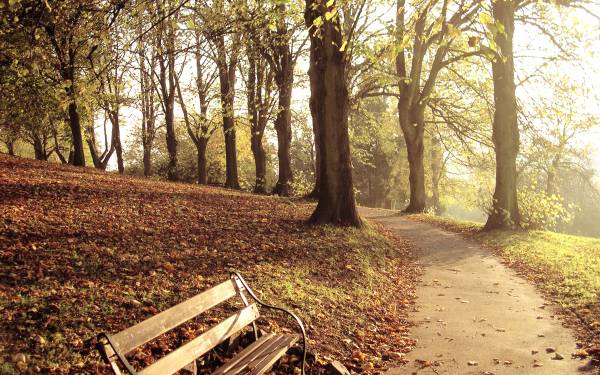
xmin=0 ymin=155 xmax=418 ymax=374
xmin=408 ymin=214 xmax=600 ymax=349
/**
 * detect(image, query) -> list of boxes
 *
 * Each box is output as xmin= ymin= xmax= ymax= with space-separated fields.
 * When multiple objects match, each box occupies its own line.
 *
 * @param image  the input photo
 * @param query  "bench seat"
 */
xmin=213 ymin=332 xmax=299 ymax=375
xmin=97 ymin=272 xmax=307 ymax=375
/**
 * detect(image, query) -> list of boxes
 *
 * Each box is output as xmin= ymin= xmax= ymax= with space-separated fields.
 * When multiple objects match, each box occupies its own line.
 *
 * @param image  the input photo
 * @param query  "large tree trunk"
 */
xmin=398 ymin=102 xmax=426 ymax=212
xmin=143 ymin=147 xmax=152 ymax=176
xmin=306 ymin=95 xmax=321 ymax=199
xmin=272 ymin=74 xmax=294 ymax=196
xmin=305 ymin=0 xmax=362 ymax=227
xmin=484 ymin=0 xmax=520 ymax=230
xmin=197 ymin=138 xmax=208 ymax=184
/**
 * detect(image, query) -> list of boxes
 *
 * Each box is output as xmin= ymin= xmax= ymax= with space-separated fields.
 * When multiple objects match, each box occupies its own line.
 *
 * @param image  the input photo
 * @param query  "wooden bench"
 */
xmin=97 ymin=272 xmax=307 ymax=375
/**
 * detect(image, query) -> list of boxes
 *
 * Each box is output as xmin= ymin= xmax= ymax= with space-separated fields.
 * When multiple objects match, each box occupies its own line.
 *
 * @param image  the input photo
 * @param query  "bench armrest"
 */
xmin=230 ymin=272 xmax=307 ymax=375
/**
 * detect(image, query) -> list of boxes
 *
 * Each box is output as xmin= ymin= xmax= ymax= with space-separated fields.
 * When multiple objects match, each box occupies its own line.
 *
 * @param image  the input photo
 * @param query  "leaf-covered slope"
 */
xmin=0 ymin=155 xmax=418 ymax=374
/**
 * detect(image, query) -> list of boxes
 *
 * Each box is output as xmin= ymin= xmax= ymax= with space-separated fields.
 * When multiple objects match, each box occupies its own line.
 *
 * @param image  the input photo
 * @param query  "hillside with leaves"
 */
xmin=0 ymin=155 xmax=419 ymax=374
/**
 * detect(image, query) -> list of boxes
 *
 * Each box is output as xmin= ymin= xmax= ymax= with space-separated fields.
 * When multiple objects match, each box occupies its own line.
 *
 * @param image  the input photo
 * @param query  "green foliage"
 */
xmin=350 ymin=97 xmax=409 ymax=209
xmin=518 ymin=182 xmax=576 ymax=230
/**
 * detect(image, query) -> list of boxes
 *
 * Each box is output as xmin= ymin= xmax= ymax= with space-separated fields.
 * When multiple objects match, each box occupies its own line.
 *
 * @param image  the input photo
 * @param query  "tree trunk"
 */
xmin=143 ymin=146 xmax=152 ymax=176
xmin=86 ymin=138 xmax=103 ymax=169
xmin=305 ymin=0 xmax=362 ymax=227
xmin=398 ymin=102 xmax=426 ymax=212
xmin=197 ymin=138 xmax=208 ymax=184
xmin=306 ymin=95 xmax=321 ymax=199
xmin=156 ymin=4 xmax=178 ymax=182
xmin=214 ymin=34 xmax=240 ymax=189
xmin=68 ymin=100 xmax=85 ymax=166
xmin=484 ymin=0 xmax=520 ymax=230
xmin=164 ymin=101 xmax=178 ymax=181
xmin=33 ymin=135 xmax=46 ymax=161
xmin=251 ymin=135 xmax=267 ymax=194
xmin=110 ymin=112 xmax=124 ymax=174
xmin=272 ymin=75 xmax=294 ymax=196
xmin=430 ymin=134 xmax=443 ymax=214
xmin=7 ymin=141 xmax=15 ymax=156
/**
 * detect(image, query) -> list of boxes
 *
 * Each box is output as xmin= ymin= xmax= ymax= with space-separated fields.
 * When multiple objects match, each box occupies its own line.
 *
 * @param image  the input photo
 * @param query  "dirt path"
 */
xmin=360 ymin=208 xmax=593 ymax=375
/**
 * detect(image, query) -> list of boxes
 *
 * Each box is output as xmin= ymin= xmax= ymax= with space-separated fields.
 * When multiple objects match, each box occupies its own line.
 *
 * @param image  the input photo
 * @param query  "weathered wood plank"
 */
xmin=139 ymin=304 xmax=260 ymax=375
xmin=212 ymin=333 xmax=276 ymax=375
xmin=212 ymin=334 xmax=299 ymax=375
xmin=111 ymin=280 xmax=237 ymax=355
xmin=247 ymin=335 xmax=298 ymax=375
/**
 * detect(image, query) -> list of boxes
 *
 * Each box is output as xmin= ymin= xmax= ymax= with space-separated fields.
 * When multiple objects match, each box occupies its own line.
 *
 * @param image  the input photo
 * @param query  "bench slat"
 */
xmin=112 ymin=280 xmax=237 ymax=355
xmin=211 ymin=332 xmax=276 ymax=375
xmin=139 ymin=304 xmax=260 ymax=375
xmin=213 ymin=334 xmax=299 ymax=375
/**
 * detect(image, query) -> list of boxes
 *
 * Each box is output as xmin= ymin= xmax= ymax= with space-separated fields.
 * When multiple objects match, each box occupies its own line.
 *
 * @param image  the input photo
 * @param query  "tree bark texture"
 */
xmin=484 ymin=0 xmax=521 ymax=230
xmin=304 ymin=0 xmax=362 ymax=227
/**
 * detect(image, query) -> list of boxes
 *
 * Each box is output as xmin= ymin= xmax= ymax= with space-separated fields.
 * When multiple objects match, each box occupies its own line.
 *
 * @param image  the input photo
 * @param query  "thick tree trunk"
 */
xmin=306 ymin=95 xmax=321 ymax=199
xmin=197 ymin=138 xmax=208 ymax=184
xmin=143 ymin=147 xmax=152 ymax=176
xmin=68 ymin=101 xmax=85 ymax=166
xmin=398 ymin=102 xmax=426 ymax=212
xmin=305 ymin=0 xmax=362 ymax=227
xmin=485 ymin=0 xmax=520 ymax=230
xmin=272 ymin=77 xmax=294 ymax=196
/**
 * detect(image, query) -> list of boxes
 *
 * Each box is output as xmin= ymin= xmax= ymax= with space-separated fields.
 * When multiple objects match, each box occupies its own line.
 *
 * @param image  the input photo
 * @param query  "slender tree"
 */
xmin=245 ymin=35 xmax=276 ymax=193
xmin=154 ymin=0 xmax=179 ymax=181
xmin=175 ymin=29 xmax=219 ymax=184
xmin=395 ymin=0 xmax=481 ymax=213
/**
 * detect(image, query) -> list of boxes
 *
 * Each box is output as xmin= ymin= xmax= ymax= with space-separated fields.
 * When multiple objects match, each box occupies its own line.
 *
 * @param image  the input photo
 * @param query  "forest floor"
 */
xmin=0 ymin=155 xmax=419 ymax=374
xmin=361 ymin=208 xmax=599 ymax=374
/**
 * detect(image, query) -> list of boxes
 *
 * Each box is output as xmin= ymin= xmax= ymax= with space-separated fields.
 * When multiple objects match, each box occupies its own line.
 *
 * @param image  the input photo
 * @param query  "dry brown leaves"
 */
xmin=0 ymin=155 xmax=419 ymax=374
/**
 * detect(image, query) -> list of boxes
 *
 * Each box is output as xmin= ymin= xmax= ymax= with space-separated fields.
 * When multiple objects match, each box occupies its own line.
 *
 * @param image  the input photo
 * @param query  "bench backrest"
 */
xmin=99 ymin=278 xmax=259 ymax=375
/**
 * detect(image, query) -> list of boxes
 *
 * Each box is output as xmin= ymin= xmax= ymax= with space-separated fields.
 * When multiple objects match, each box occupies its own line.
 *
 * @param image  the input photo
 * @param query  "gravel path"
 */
xmin=360 ymin=208 xmax=594 ymax=375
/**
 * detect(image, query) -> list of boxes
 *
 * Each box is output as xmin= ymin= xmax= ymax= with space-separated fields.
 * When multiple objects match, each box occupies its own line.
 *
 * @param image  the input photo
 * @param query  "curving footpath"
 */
xmin=360 ymin=208 xmax=595 ymax=375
